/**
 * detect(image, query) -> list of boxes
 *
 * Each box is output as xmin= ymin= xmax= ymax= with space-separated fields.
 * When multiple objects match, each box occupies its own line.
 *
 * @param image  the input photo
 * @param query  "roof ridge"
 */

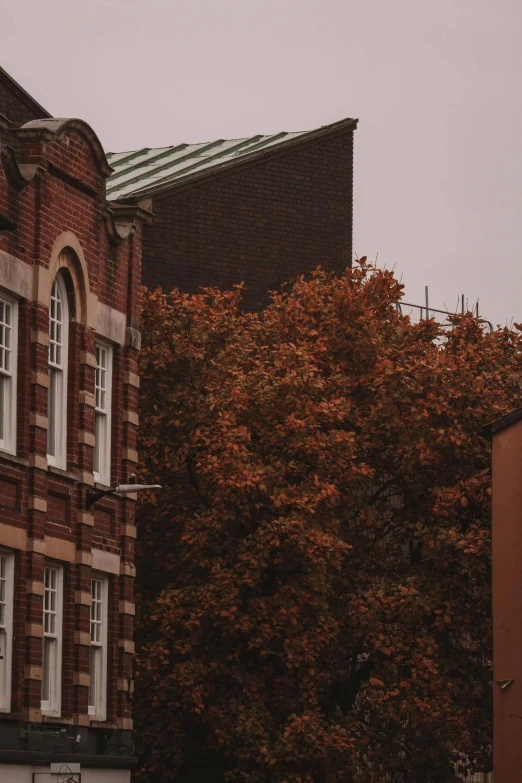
xmin=106 ymin=117 xmax=357 ymax=201
xmin=0 ymin=65 xmax=51 ymax=120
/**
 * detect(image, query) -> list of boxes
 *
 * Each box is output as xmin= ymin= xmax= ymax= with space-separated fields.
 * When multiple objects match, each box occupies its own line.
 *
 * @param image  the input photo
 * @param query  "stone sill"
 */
xmin=48 ymin=465 xmax=79 ymax=482
xmin=0 ymin=451 xmax=29 ymax=468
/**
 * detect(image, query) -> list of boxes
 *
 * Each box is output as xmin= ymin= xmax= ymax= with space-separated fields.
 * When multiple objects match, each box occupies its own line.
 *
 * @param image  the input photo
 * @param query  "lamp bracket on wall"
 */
xmin=86 ymin=483 xmax=162 ymax=510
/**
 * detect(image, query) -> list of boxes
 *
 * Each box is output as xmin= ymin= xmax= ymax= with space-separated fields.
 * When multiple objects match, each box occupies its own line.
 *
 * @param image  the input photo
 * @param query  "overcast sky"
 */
xmin=1 ymin=0 xmax=520 ymax=326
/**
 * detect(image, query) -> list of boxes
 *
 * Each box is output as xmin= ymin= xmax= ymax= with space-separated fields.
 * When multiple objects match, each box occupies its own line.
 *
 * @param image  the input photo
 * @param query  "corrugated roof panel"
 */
xmin=118 ymin=136 xmax=270 ymax=198
xmin=106 ymin=141 xmax=223 ymax=196
xmin=107 ymin=144 xmax=189 ymax=182
xmin=106 ymin=120 xmax=355 ymax=200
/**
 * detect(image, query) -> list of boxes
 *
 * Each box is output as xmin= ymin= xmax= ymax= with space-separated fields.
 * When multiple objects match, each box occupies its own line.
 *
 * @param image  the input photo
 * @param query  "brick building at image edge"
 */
xmin=0 ymin=64 xmax=358 ymax=782
xmin=0 ymin=66 xmax=149 ymax=782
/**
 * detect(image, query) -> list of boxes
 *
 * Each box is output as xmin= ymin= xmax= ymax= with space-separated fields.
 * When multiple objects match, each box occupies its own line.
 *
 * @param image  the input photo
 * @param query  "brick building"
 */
xmin=0 ymin=67 xmax=148 ymax=782
xmin=0 ymin=66 xmax=51 ymax=135
xmin=106 ymin=118 xmax=357 ymax=311
xmin=0 ymin=64 xmax=357 ymax=783
xmin=2 ymin=66 xmax=357 ymax=313
xmin=486 ymin=408 xmax=522 ymax=783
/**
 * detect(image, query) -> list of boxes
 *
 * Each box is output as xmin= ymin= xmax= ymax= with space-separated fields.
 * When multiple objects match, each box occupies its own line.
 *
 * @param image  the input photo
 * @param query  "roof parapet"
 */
xmin=17 ymin=118 xmax=113 ymax=178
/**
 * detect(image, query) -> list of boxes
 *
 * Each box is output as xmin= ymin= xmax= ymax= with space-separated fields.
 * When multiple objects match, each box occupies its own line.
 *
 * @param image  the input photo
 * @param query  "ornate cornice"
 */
xmin=108 ymin=202 xmax=154 ymax=224
xmin=102 ymin=207 xmax=136 ymax=248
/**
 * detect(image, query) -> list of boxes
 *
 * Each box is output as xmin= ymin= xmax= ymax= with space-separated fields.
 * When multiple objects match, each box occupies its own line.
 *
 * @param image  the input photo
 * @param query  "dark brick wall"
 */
xmin=142 ymin=129 xmax=354 ymax=311
xmin=0 ymin=71 xmax=48 ymax=128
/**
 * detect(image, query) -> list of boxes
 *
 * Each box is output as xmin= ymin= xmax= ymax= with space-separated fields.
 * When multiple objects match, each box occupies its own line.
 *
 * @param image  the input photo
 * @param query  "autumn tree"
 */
xmin=134 ymin=261 xmax=520 ymax=782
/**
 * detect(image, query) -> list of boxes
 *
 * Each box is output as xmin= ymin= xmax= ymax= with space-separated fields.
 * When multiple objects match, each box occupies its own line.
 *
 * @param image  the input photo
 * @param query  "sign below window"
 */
xmin=33 ymin=763 xmax=81 ymax=782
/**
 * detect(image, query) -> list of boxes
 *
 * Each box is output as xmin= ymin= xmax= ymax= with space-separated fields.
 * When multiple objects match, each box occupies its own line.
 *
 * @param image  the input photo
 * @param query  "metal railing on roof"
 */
xmin=396 ymin=288 xmax=493 ymax=333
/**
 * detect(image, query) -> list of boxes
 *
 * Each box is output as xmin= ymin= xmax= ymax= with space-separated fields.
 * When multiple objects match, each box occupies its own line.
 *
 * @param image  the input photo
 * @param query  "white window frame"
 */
xmin=93 ymin=341 xmax=113 ymax=486
xmin=0 ymin=550 xmax=14 ymax=712
xmin=88 ymin=574 xmax=108 ymax=720
xmin=47 ymin=273 xmax=69 ymax=469
xmin=0 ymin=293 xmax=18 ymax=456
xmin=41 ymin=563 xmax=63 ymax=717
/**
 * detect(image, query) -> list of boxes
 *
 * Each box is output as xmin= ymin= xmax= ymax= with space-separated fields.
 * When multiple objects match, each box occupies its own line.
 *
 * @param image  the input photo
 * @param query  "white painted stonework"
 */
xmin=0 ymin=765 xmax=131 ymax=782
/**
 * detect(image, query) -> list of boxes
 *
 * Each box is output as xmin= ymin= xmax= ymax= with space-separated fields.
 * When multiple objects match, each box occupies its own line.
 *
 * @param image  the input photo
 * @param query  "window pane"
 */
xmin=90 ymin=578 xmax=103 ymax=644
xmin=0 ymin=629 xmax=6 ymax=683
xmin=42 ymin=637 xmax=52 ymax=702
xmin=47 ymin=369 xmax=62 ymax=458
xmin=44 ymin=567 xmax=58 ymax=637
xmin=48 ymin=277 xmax=68 ymax=468
xmin=95 ymin=347 xmax=107 ymax=413
xmin=42 ymin=566 xmax=61 ymax=713
xmin=89 ymin=646 xmax=98 ymax=708
xmin=89 ymin=578 xmax=106 ymax=717
xmin=94 ymin=413 xmax=106 ymax=476
xmin=0 ymin=556 xmax=5 ymax=628
xmin=94 ymin=343 xmax=112 ymax=485
xmin=0 ymin=300 xmax=12 ymax=375
xmin=0 ymin=377 xmax=4 ymax=443
xmin=47 ymin=370 xmax=56 ymax=456
xmin=0 ymin=553 xmax=11 ymax=711
xmin=49 ymin=278 xmax=64 ymax=370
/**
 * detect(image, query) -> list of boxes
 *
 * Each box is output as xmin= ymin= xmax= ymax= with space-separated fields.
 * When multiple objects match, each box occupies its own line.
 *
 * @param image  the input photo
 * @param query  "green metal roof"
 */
xmin=106 ymin=118 xmax=357 ymax=201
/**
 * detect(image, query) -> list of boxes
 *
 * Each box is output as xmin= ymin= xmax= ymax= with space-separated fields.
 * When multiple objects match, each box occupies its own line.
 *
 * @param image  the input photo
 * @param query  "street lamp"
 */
xmin=86 ymin=483 xmax=162 ymax=510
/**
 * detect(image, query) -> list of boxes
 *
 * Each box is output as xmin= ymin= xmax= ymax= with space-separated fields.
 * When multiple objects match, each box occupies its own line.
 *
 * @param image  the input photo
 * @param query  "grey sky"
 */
xmin=2 ymin=0 xmax=520 ymax=326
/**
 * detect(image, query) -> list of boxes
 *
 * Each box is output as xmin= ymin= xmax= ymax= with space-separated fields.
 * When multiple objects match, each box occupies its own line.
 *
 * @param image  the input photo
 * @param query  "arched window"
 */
xmin=47 ymin=272 xmax=69 ymax=468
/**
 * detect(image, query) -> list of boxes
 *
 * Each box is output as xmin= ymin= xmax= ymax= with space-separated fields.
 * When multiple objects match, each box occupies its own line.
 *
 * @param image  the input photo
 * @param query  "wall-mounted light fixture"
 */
xmin=86 ymin=483 xmax=162 ymax=510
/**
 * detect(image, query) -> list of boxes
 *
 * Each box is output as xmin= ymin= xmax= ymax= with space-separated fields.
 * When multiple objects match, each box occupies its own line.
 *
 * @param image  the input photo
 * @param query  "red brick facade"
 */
xmin=0 ymin=107 xmax=146 ymax=781
xmin=139 ymin=127 xmax=355 ymax=311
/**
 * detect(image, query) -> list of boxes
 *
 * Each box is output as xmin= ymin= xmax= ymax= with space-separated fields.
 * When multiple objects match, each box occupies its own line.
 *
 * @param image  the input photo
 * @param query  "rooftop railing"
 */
xmin=396 ymin=289 xmax=493 ymax=332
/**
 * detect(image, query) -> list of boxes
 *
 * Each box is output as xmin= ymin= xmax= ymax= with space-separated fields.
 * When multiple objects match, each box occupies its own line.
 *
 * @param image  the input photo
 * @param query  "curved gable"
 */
xmin=20 ymin=118 xmax=112 ymax=180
